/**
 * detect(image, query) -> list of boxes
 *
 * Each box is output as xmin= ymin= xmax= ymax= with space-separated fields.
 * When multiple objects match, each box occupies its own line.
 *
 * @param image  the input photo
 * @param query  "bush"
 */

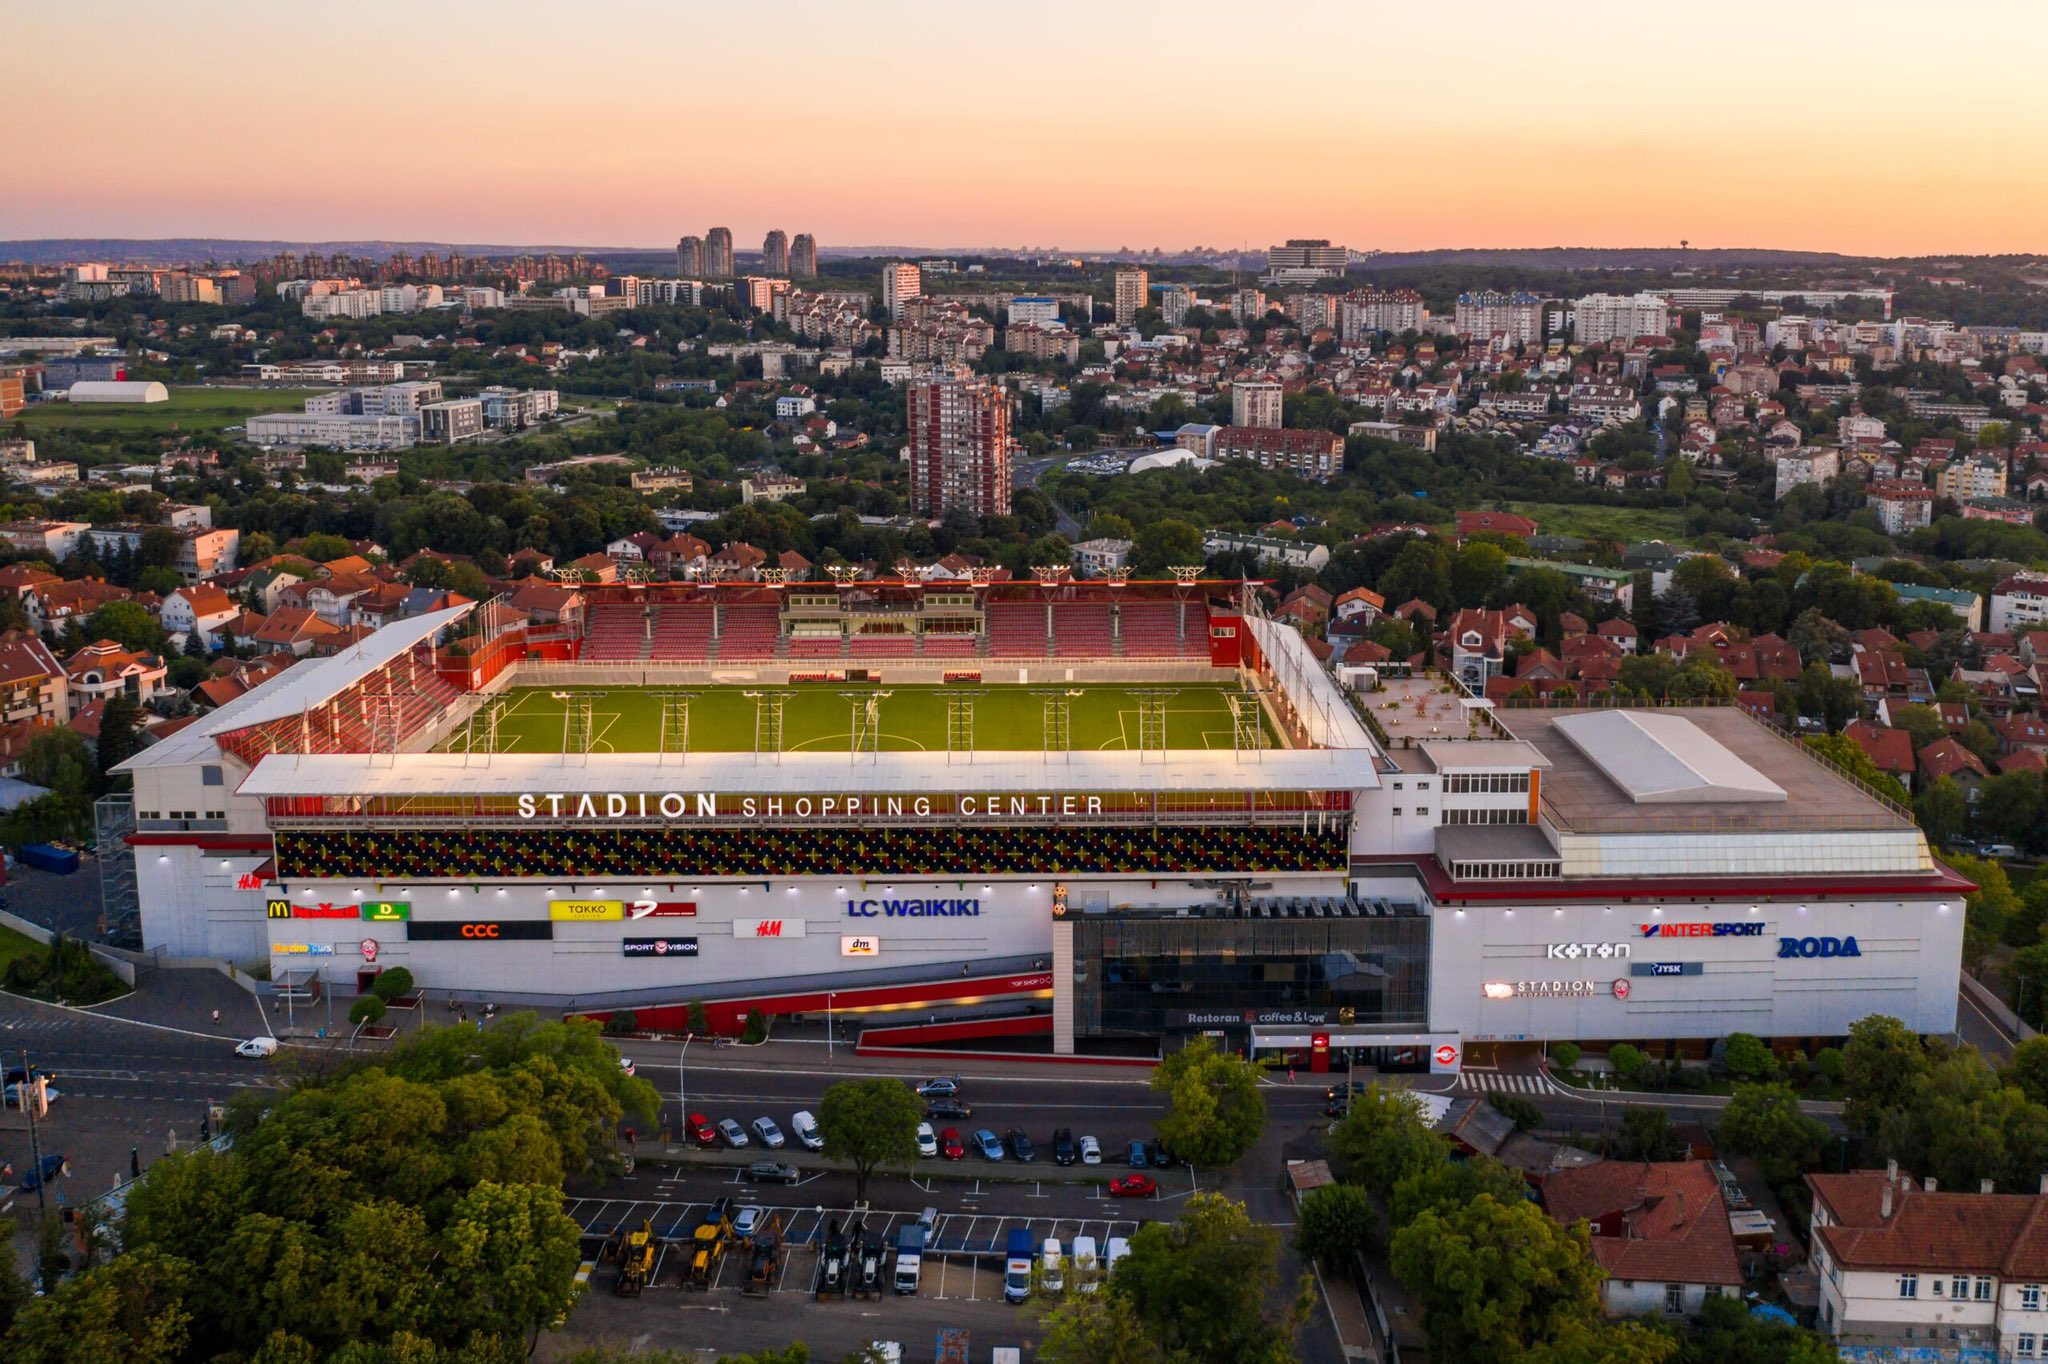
xmin=603 ymin=1010 xmax=639 ymax=1036
xmin=369 ymin=966 xmax=414 ymax=1002
xmin=1721 ymin=1032 xmax=1778 ymax=1080
xmin=741 ymin=1009 xmax=768 ymax=1044
xmin=1609 ymin=1043 xmax=1648 ymax=1081
xmin=348 ymin=996 xmax=388 ymax=1027
xmin=1812 ymin=1047 xmax=1846 ymax=1084
xmin=1550 ymin=1042 xmax=1580 ymax=1072
xmin=688 ymin=999 xmax=709 ymax=1036
xmin=4 ymin=954 xmax=46 ymax=992
xmin=1486 ymin=1092 xmax=1544 ymax=1132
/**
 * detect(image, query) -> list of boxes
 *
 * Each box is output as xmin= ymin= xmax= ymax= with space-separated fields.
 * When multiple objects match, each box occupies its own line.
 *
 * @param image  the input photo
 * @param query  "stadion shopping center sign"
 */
xmin=513 ymin=791 xmax=1114 ymax=821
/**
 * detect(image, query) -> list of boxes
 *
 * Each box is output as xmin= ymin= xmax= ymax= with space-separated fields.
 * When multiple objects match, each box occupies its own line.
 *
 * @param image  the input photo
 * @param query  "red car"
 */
xmin=939 ymin=1127 xmax=966 ymax=1161
xmin=1109 ymin=1174 xmax=1157 ymax=1198
xmin=685 ymin=1112 xmax=716 ymax=1148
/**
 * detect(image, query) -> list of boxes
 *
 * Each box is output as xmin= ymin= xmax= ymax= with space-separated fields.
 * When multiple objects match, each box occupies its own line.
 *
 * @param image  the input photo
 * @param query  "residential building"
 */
xmin=1568 ymin=383 xmax=1643 ymax=423
xmin=0 ymin=519 xmax=89 ymax=560
xmin=1808 ymin=1165 xmax=2048 ymax=1360
xmin=1231 ymin=381 xmax=1284 ymax=429
xmin=882 ymin=263 xmax=922 ymax=321
xmin=906 ymin=374 xmax=1011 ymax=520
xmin=1506 ymin=558 xmax=1635 ymax=610
xmin=1573 ymin=292 xmax=1672 ymax=345
xmin=63 ymin=640 xmax=167 ymax=716
xmin=1069 ymin=537 xmax=1132 ymax=577
xmin=704 ymin=227 xmax=733 ymax=277
xmin=419 ymin=398 xmax=486 ymax=443
xmin=1338 ymin=289 xmax=1424 ymax=341
xmin=1008 ymin=296 xmax=1059 ymax=326
xmin=1888 ymin=582 xmax=1981 ymax=627
xmin=1542 ymin=1161 xmax=1742 ymax=1319
xmin=762 ymin=230 xmax=789 ymax=275
xmin=1264 ymin=239 xmax=1348 ymax=279
xmin=1936 ymin=456 xmax=2008 ymax=503
xmin=1990 ymin=575 xmax=2048 ymax=634
xmin=0 ymin=632 xmax=66 ymax=727
xmin=1777 ymin=447 xmax=1841 ymax=500
xmin=1114 ymin=269 xmax=1149 ymax=326
xmin=1455 ymin=290 xmax=1545 ymax=347
xmin=1868 ymin=480 xmax=1936 ymax=536
xmin=788 ymin=233 xmax=818 ymax=277
xmin=1200 ymin=531 xmax=1330 ymax=572
xmin=741 ymin=474 xmax=806 ymax=504
xmin=676 ymin=235 xmax=704 ymax=277
xmin=1213 ymin=426 xmax=1344 ymax=482
xmin=1347 ymin=420 xmax=1437 ymax=452
xmin=160 ymin=585 xmax=238 ymax=648
xmin=245 ymin=412 xmax=418 ymax=452
xmin=1003 ymin=321 xmax=1080 ymax=365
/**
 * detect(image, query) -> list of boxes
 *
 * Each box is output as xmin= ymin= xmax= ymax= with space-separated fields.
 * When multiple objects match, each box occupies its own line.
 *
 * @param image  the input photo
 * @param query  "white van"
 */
xmin=1071 ymin=1235 xmax=1099 ymax=1293
xmin=1105 ymin=1236 xmax=1130 ymax=1278
xmin=1040 ymin=1237 xmax=1065 ymax=1294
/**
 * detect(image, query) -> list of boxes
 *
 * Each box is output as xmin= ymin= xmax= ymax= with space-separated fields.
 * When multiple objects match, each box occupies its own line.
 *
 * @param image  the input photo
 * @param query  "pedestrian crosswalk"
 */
xmin=1456 ymin=1069 xmax=1550 ymax=1095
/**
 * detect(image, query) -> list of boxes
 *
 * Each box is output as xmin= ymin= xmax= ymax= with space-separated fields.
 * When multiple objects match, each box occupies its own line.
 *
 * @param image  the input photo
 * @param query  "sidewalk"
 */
xmin=83 ymin=966 xmax=268 ymax=1039
xmin=612 ymin=1029 xmax=1162 ymax=1086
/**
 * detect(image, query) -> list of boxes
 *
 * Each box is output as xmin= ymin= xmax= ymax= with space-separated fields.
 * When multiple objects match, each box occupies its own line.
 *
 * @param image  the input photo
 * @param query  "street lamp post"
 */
xmin=678 ymin=1034 xmax=693 ymax=1131
xmin=828 ymin=992 xmax=836 ymax=1063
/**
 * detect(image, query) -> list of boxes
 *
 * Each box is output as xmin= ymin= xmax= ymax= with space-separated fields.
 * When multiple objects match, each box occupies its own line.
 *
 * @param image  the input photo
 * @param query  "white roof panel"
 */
xmin=235 ymin=744 xmax=1380 ymax=799
xmin=191 ymin=605 xmax=474 ymax=739
xmin=1551 ymin=710 xmax=1784 ymax=804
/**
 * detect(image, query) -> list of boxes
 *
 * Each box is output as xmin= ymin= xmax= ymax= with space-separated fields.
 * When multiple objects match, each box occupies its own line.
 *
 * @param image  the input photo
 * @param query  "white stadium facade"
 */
xmin=107 ymin=582 xmax=1968 ymax=1073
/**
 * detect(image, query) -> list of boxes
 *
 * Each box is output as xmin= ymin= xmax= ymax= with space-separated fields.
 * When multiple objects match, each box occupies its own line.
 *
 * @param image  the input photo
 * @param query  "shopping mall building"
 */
xmin=107 ymin=589 xmax=1969 ymax=1072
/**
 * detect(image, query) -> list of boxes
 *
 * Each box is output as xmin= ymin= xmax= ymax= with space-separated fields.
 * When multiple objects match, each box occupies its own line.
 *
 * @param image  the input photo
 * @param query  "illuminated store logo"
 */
xmin=1638 ymin=922 xmax=1767 ymax=938
xmin=1482 ymin=979 xmax=1597 ymax=999
xmin=1544 ymin=942 xmax=1631 ymax=960
xmin=1778 ymin=935 xmax=1861 ymax=959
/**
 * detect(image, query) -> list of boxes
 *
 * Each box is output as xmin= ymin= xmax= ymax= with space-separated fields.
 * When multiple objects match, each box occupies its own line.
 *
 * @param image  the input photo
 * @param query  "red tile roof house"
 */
xmin=1807 ymin=1164 xmax=2048 ymax=1356
xmin=1845 ymin=721 xmax=1917 ymax=786
xmin=1542 ymin=1161 xmax=1742 ymax=1319
xmin=1918 ymin=736 xmax=1991 ymax=796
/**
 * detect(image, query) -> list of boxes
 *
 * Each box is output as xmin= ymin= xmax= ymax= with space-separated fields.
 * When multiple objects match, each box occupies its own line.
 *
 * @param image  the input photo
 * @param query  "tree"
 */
xmin=2004 ymin=1036 xmax=2048 ymax=1108
xmin=1916 ymin=776 xmax=1968 ymax=849
xmin=1680 ymin=1291 xmax=1836 ymax=1364
xmin=435 ymin=1180 xmax=583 ymax=1355
xmin=1295 ymin=1183 xmax=1375 ymax=1268
xmin=1720 ymin=1032 xmax=1777 ymax=1081
xmin=1609 ymin=1107 xmax=1689 ymax=1162
xmin=95 ymin=694 xmax=145 ymax=784
xmin=817 ymin=1078 xmax=923 ymax=1204
xmin=1978 ymin=771 xmax=2048 ymax=851
xmin=369 ymin=966 xmax=415 ymax=1002
xmin=1805 ymin=732 xmax=1909 ymax=805
xmin=1551 ymin=1041 xmax=1581 ymax=1071
xmin=348 ymin=995 xmax=388 ymax=1027
xmin=1715 ymin=1083 xmax=1827 ymax=1192
xmin=85 ymin=600 xmax=165 ymax=653
xmin=1130 ymin=519 xmax=1204 ymax=575
xmin=1150 ymin=1036 xmax=1266 ymax=1166
xmin=1487 ymin=1091 xmax=1544 ymax=1132
xmin=1390 ymin=1194 xmax=1605 ymax=1358
xmin=18 ymin=727 xmax=93 ymax=804
xmin=4 ymin=1247 xmax=193 ymax=1364
xmin=1379 ymin=538 xmax=1454 ymax=610
xmin=1107 ymin=1193 xmax=1311 ymax=1364
xmin=1608 ymin=1043 xmax=1649 ymax=1082
xmin=1842 ymin=1014 xmax=1929 ymax=1134
xmin=1327 ymin=1084 xmax=1448 ymax=1207
xmin=0 ymin=1232 xmax=28 ymax=1339
xmin=1036 ymin=1290 xmax=1168 ymax=1364
xmin=1389 ymin=1153 xmax=1530 ymax=1228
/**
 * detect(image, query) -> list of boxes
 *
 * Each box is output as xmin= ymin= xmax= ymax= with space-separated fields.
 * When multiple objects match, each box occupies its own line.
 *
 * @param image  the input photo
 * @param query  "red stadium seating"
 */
xmin=582 ymin=602 xmax=646 ymax=661
xmin=717 ymin=605 xmax=781 ymax=660
xmin=1119 ymin=601 xmax=1192 ymax=658
xmin=648 ymin=604 xmax=715 ymax=661
xmin=986 ymin=601 xmax=1048 ymax=658
xmin=1051 ymin=603 xmax=1114 ymax=659
xmin=919 ymin=634 xmax=979 ymax=658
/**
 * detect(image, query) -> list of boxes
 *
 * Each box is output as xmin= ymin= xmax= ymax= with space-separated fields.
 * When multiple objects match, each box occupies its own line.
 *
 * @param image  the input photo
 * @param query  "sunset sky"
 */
xmin=7 ymin=1 xmax=2044 ymax=256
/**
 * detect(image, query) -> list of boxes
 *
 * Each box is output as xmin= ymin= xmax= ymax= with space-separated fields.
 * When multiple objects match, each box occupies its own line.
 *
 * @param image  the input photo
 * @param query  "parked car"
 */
xmin=1052 ymin=1128 xmax=1077 ymax=1166
xmin=1148 ymin=1139 xmax=1179 ymax=1169
xmin=1982 ymin=843 xmax=2020 ymax=858
xmin=1079 ymin=1135 xmax=1102 ymax=1166
xmin=1005 ymin=1128 xmax=1036 ymax=1163
xmin=684 ymin=1112 xmax=716 ymax=1147
xmin=925 ymin=1099 xmax=972 ymax=1120
xmin=791 ymin=1110 xmax=824 ymax=1151
xmin=916 ymin=1122 xmax=938 ymax=1158
xmin=974 ymin=1128 xmax=1005 ymax=1161
xmin=234 ymin=1037 xmax=278 ymax=1059
xmin=913 ymin=1077 xmax=961 ymax=1099
xmin=751 ymin=1117 xmax=786 ymax=1149
xmin=1324 ymin=1079 xmax=1372 ymax=1105
xmin=745 ymin=1161 xmax=801 ymax=1185
xmin=732 ymin=1205 xmax=765 ymax=1241
xmin=939 ymin=1127 xmax=966 ymax=1160
xmin=17 ymin=1154 xmax=65 ymax=1193
xmin=1109 ymin=1174 xmax=1157 ymax=1198
xmin=1126 ymin=1140 xmax=1148 ymax=1169
xmin=717 ymin=1118 xmax=749 ymax=1148
xmin=2 ymin=1082 xmax=57 ymax=1109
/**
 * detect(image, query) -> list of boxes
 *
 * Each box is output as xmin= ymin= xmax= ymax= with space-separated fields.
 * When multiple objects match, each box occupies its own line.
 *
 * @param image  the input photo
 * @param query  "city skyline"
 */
xmin=7 ymin=1 xmax=2045 ymax=256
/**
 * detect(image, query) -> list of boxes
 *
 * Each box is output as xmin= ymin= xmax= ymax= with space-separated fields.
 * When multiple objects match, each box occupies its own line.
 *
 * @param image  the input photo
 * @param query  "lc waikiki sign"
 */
xmin=846 ymin=897 xmax=983 ymax=919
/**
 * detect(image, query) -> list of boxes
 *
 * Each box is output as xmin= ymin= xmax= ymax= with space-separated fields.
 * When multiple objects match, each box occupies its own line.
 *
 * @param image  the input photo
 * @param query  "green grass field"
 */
xmin=1502 ymin=501 xmax=1690 ymax=546
xmin=19 ymin=386 xmax=323 ymax=434
xmin=458 ymin=684 xmax=1272 ymax=754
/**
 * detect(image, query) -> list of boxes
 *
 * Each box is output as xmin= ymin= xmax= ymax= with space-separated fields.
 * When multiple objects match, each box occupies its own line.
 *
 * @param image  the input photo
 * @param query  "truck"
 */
xmin=1002 ymin=1228 xmax=1034 ymax=1304
xmin=892 ymin=1222 xmax=925 ymax=1295
xmin=685 ymin=1197 xmax=735 ymax=1289
xmin=814 ymin=1217 xmax=849 ymax=1300
xmin=17 ymin=844 xmax=77 ymax=876
xmin=934 ymin=1328 xmax=969 ymax=1364
xmin=612 ymin=1218 xmax=657 ymax=1296
xmin=744 ymin=1212 xmax=785 ymax=1296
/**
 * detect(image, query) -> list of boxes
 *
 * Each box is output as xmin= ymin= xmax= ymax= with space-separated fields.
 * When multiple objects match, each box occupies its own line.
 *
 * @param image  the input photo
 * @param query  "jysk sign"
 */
xmin=550 ymin=900 xmax=624 ymax=921
xmin=1632 ymin=961 xmax=1705 ymax=977
xmin=409 ymin=920 xmax=553 ymax=942
xmin=622 ymin=937 xmax=698 ymax=958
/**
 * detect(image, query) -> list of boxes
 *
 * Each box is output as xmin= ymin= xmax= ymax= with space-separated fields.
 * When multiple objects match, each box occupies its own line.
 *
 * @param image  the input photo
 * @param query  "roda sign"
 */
xmin=1777 ymin=935 xmax=1861 ymax=959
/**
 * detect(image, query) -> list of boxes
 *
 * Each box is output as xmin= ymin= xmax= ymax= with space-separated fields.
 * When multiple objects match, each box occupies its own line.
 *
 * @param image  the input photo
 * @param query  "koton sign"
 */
xmin=734 ymin=918 xmax=805 ymax=939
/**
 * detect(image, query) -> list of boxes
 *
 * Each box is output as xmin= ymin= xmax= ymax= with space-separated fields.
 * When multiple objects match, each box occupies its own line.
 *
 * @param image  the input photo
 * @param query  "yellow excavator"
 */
xmin=614 ymin=1218 xmax=658 ymax=1296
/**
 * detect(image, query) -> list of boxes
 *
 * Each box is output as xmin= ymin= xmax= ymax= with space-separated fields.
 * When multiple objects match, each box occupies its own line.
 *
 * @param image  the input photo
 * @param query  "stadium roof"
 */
xmin=192 ymin=604 xmax=474 ymax=739
xmin=234 ymin=745 xmax=1381 ymax=800
xmin=1551 ymin=710 xmax=1785 ymax=805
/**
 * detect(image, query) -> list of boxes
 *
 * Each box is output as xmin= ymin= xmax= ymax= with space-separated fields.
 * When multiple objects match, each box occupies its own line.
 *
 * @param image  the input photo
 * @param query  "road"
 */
xmin=1014 ymin=454 xmax=1083 ymax=536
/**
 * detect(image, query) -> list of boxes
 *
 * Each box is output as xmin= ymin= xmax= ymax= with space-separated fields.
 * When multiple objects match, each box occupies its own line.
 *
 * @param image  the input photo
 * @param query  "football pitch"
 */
xmin=459 ymin=684 xmax=1274 ymax=754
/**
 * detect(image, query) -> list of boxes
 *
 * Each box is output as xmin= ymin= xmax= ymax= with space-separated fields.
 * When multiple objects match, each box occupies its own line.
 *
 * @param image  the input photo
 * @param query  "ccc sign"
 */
xmin=460 ymin=923 xmax=500 ymax=939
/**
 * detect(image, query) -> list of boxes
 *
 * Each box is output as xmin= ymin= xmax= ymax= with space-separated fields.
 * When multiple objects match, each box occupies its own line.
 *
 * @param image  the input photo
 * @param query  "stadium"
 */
xmin=113 ymin=575 xmax=1972 ymax=1068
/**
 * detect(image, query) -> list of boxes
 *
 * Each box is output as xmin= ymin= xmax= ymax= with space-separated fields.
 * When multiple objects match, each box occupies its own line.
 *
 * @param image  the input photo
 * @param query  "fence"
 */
xmin=0 ymin=907 xmax=137 ymax=987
